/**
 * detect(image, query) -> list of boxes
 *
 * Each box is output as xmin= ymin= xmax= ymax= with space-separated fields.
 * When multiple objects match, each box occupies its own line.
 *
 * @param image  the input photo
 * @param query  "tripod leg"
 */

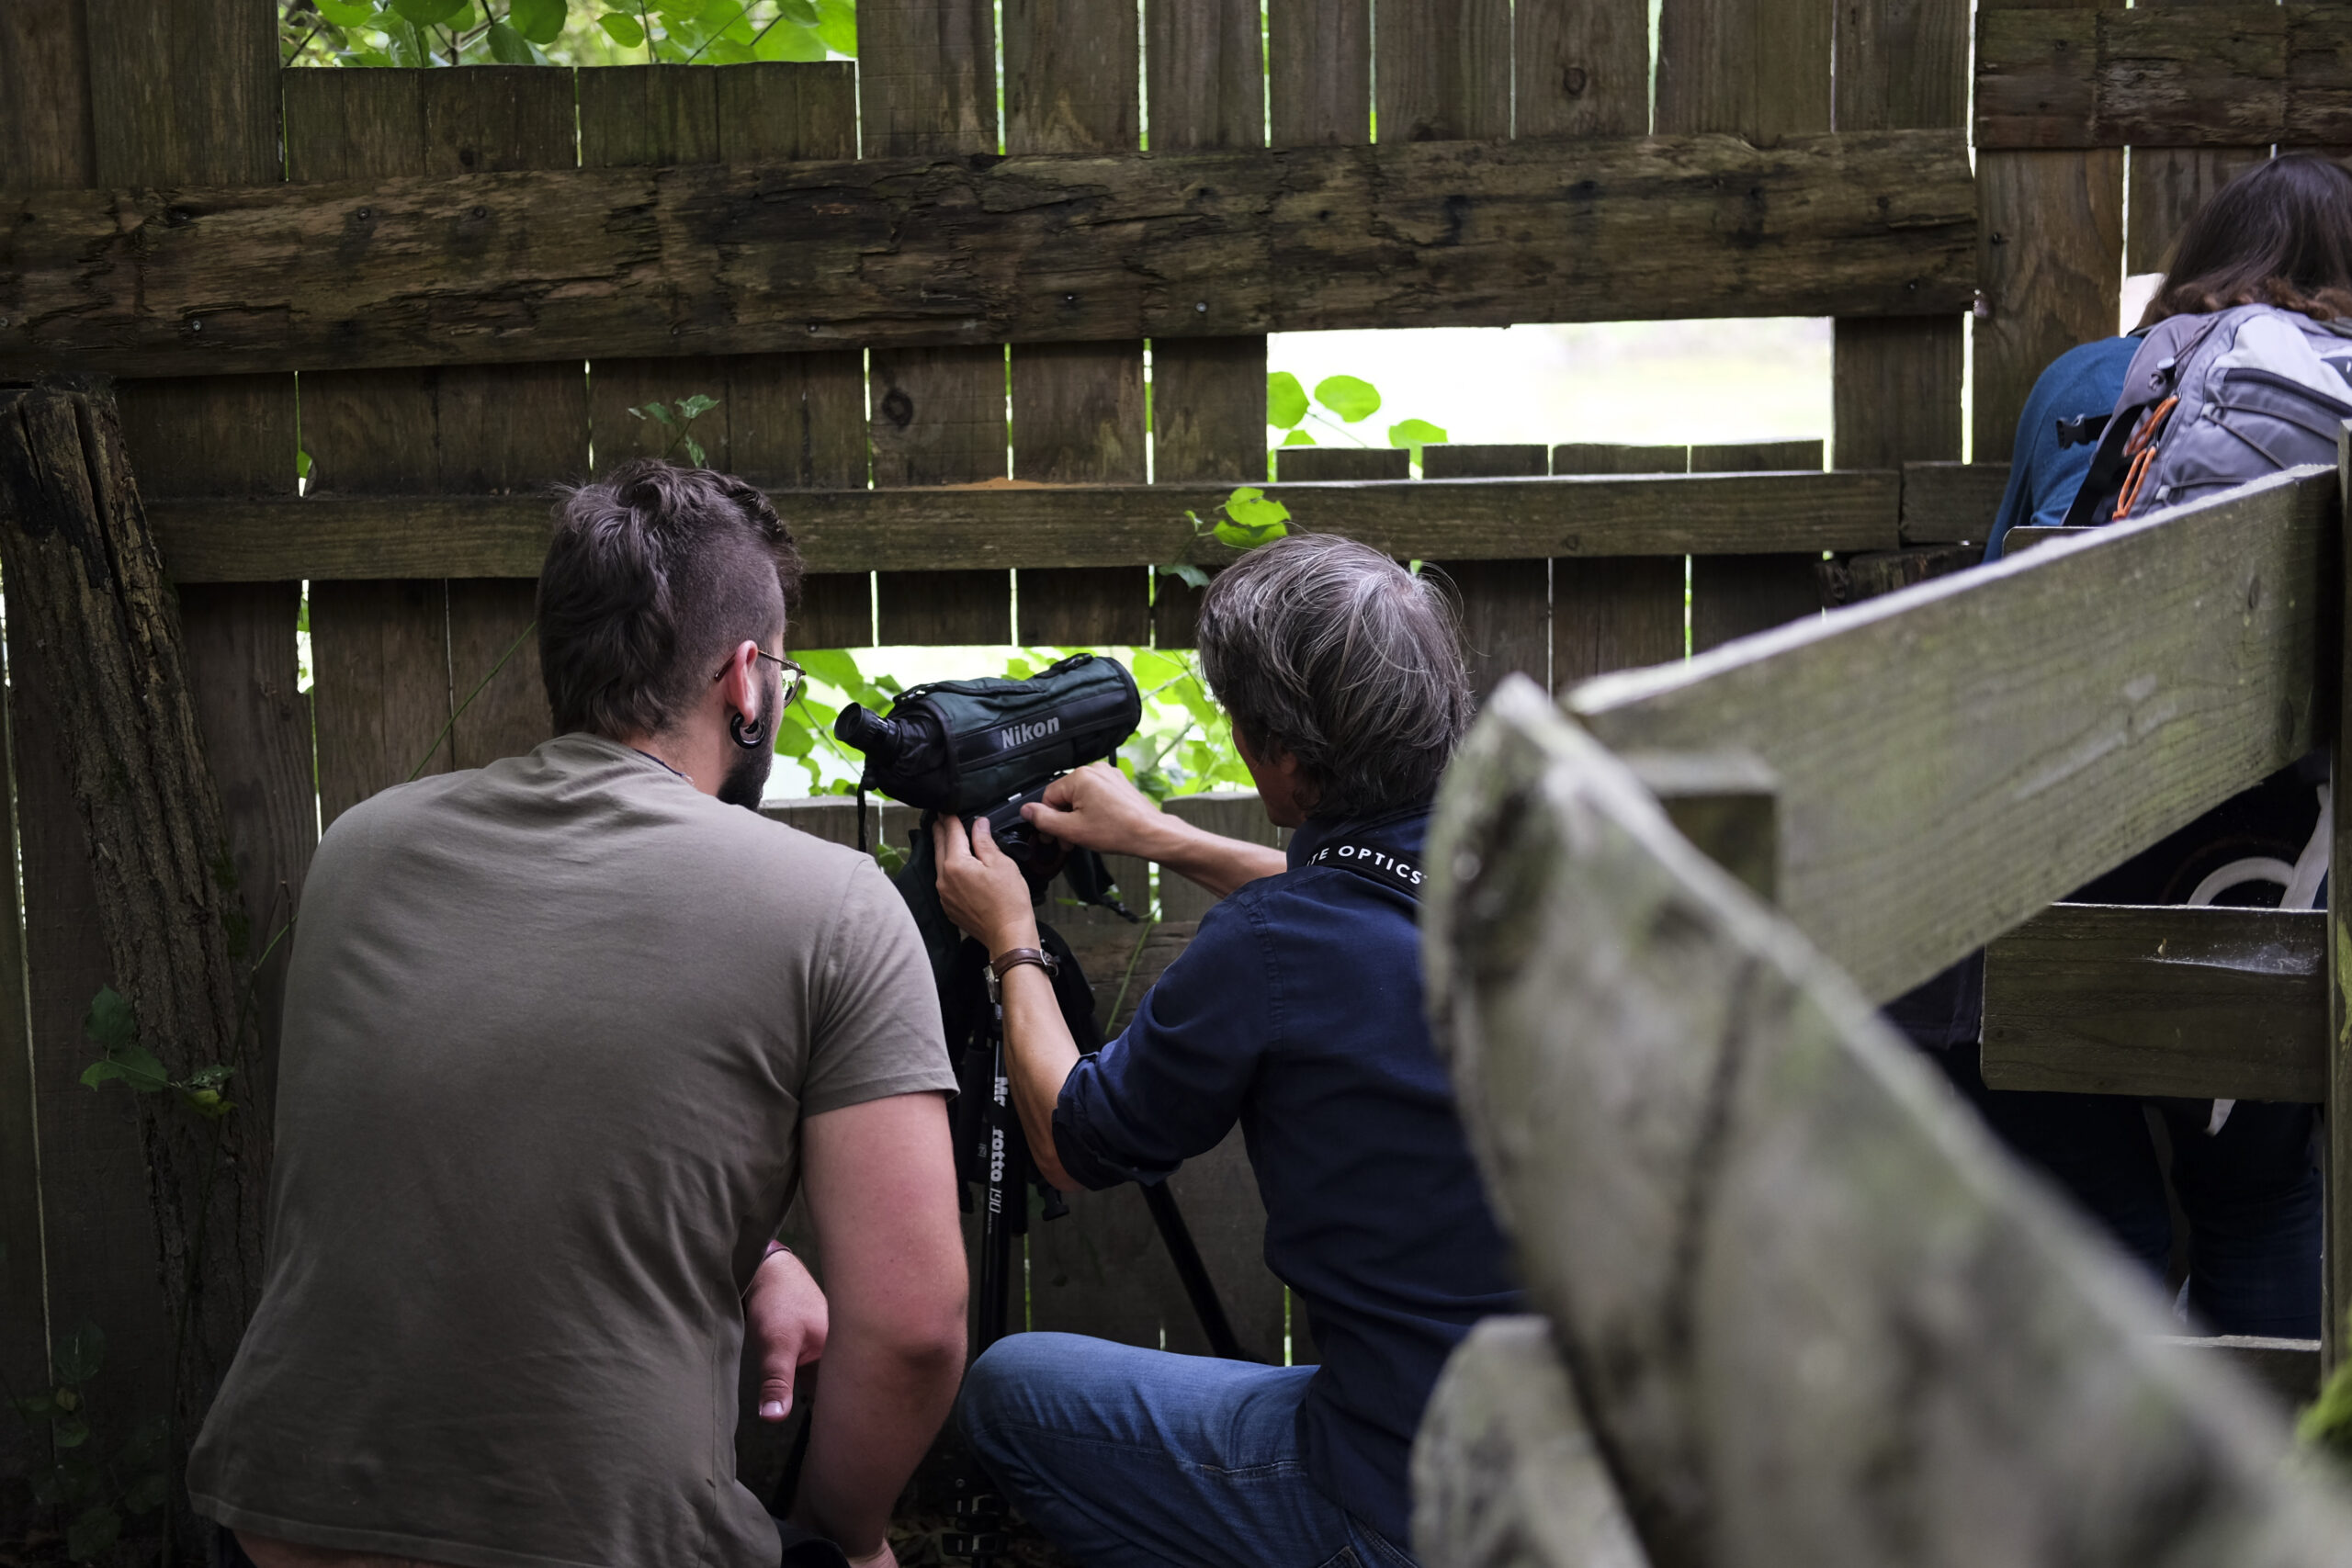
xmin=1139 ymin=1180 xmax=1256 ymax=1362
xmin=975 ymin=1026 xmax=1015 ymax=1352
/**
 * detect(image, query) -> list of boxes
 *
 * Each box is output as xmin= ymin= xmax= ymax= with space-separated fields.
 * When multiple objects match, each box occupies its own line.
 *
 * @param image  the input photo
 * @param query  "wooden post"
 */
xmin=0 ymin=382 xmax=268 ymax=1517
xmin=2328 ymin=423 xmax=2352 ymax=1372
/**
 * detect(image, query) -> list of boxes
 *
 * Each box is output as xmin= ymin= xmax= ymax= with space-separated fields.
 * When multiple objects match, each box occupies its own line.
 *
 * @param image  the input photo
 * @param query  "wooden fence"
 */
xmin=1412 ymin=457 xmax=2352 ymax=1565
xmin=0 ymin=0 xmax=2338 ymax=1544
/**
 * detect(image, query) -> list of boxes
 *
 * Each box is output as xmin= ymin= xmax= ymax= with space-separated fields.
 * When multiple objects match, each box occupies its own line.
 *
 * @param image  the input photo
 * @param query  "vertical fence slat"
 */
xmin=1514 ymin=0 xmax=1648 ymax=137
xmin=1830 ymin=0 xmax=1966 ymax=472
xmin=1689 ymin=441 xmax=1827 ymax=653
xmin=1269 ymin=0 xmax=1371 ymax=148
xmin=1005 ymin=0 xmax=1151 ymax=647
xmin=2128 ymin=146 xmax=2269 ymax=277
xmin=862 ymin=0 xmax=1013 ymax=646
xmin=1551 ymin=444 xmax=1690 ymax=687
xmin=1973 ymin=0 xmax=2124 ymax=464
xmin=582 ymin=63 xmax=873 ymax=649
xmin=1375 ymin=0 xmax=1511 ymax=142
xmin=0 ymin=610 xmax=45 ymax=1488
xmin=295 ymin=68 xmax=577 ymax=818
xmin=1425 ymin=446 xmax=1552 ymax=697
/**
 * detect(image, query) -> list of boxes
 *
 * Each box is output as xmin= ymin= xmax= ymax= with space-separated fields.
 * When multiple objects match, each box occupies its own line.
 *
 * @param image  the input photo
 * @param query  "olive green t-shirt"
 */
xmin=188 ymin=734 xmax=954 ymax=1568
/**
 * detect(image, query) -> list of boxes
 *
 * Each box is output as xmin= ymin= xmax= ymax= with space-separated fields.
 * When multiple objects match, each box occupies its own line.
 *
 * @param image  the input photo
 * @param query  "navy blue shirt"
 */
xmin=1983 ymin=334 xmax=2138 ymax=560
xmin=1051 ymin=807 xmax=1521 ymax=1544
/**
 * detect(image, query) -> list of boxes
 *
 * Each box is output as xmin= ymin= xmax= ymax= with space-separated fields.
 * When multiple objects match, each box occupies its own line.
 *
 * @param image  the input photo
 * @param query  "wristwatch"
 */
xmin=986 ymin=945 xmax=1060 ymax=1004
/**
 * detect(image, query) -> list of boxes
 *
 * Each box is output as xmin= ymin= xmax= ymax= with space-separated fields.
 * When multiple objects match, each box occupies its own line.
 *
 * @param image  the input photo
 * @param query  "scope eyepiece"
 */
xmin=834 ymin=704 xmax=903 ymax=765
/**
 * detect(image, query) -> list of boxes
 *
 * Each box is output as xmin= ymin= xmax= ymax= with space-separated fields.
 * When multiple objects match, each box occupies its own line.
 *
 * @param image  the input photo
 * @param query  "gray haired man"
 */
xmin=933 ymin=534 xmax=1522 ymax=1568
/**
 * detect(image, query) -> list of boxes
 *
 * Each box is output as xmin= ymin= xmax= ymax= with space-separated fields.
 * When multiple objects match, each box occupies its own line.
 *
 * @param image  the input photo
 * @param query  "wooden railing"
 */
xmin=1409 ymin=456 xmax=2352 ymax=1563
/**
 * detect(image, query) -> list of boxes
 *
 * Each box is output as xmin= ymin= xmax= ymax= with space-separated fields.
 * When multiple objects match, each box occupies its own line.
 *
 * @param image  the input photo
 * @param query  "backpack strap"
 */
xmin=1306 ymin=840 xmax=1426 ymax=899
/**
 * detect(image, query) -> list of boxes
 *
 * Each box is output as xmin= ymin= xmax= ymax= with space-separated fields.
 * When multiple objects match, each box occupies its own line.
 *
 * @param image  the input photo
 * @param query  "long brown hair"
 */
xmin=2142 ymin=153 xmax=2352 ymax=327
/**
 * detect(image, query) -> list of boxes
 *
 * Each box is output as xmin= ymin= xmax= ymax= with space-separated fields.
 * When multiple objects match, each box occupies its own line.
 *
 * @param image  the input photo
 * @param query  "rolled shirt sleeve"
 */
xmin=1052 ymin=894 xmax=1274 ymax=1190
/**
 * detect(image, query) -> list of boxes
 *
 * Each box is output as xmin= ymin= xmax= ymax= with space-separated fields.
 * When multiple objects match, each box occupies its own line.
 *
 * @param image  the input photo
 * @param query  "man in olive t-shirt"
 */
xmin=188 ymin=464 xmax=967 ymax=1568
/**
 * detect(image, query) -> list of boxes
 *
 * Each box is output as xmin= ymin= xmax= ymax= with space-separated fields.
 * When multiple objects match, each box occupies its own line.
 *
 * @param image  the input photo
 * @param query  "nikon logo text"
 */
xmin=996 ymin=716 xmax=1060 ymax=750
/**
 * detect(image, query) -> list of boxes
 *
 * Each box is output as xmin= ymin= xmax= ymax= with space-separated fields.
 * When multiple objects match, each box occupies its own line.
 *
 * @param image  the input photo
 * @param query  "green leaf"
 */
xmin=675 ymin=392 xmax=719 ymax=419
xmin=65 ymin=1505 xmax=120 ymax=1561
xmin=1266 ymin=370 xmax=1308 ymax=429
xmin=297 ymin=448 xmax=315 ymax=481
xmin=390 ymin=0 xmax=465 ymax=22
xmin=316 ymin=0 xmax=379 ymax=24
xmin=599 ymin=9 xmax=647 ymax=45
xmin=628 ymin=400 xmax=673 ymax=427
xmin=83 ymin=1042 xmax=168 ymax=1095
xmin=794 ymin=648 xmax=867 ymax=691
xmin=776 ymin=0 xmax=820 ymax=22
xmin=681 ymin=434 xmax=707 ymax=467
xmin=82 ymin=987 xmax=135 ymax=1056
xmin=814 ymin=0 xmax=857 ymax=55
xmin=122 ymin=1469 xmax=169 ymax=1516
xmin=1386 ymin=417 xmax=1448 ymax=462
xmin=755 ymin=19 xmax=826 ymax=59
xmin=1223 ymin=487 xmax=1292 ymax=535
xmin=510 ymin=0 xmax=569 ymax=42
xmin=487 ymin=19 xmax=533 ymax=60
xmin=51 ymin=1414 xmax=90 ymax=1450
xmin=1278 ymin=429 xmax=1315 ymax=446
xmin=55 ymin=1322 xmax=104 ymax=1384
xmin=1313 ymin=374 xmax=1382 ymax=423
xmin=1157 ymin=562 xmax=1211 ymax=591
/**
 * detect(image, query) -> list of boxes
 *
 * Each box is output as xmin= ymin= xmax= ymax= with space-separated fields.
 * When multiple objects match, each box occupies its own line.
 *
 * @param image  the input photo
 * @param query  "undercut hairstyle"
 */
xmin=1194 ymin=534 xmax=1474 ymax=821
xmin=537 ymin=459 xmax=803 ymax=739
xmin=2143 ymin=153 xmax=2352 ymax=327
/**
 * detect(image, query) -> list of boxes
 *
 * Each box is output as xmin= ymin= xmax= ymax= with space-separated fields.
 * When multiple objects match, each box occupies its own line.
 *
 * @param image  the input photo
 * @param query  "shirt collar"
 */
xmin=1285 ymin=803 xmax=1431 ymax=871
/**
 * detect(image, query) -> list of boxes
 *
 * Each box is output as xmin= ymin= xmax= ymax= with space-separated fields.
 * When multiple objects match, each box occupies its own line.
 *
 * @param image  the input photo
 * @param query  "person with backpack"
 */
xmin=929 ymin=536 xmax=1521 ymax=1568
xmin=1890 ymin=152 xmax=2352 ymax=1338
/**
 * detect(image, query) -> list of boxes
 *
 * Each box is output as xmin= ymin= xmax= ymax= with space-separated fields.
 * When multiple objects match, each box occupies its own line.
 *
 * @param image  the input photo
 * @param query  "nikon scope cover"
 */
xmin=833 ymin=652 xmax=1142 ymax=815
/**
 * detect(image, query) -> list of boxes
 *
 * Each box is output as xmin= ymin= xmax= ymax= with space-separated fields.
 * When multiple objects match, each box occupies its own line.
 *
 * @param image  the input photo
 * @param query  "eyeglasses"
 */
xmin=712 ymin=648 xmax=807 ymax=710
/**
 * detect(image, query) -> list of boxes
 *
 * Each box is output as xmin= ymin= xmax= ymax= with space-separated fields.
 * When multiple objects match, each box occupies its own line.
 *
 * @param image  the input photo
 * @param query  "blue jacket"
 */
xmin=1052 ymin=807 xmax=1521 ymax=1545
xmin=1983 ymin=334 xmax=2139 ymax=560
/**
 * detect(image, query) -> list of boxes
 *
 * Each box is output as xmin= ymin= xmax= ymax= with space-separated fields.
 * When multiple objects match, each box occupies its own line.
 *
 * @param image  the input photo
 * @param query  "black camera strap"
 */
xmin=1306 ymin=840 xmax=1425 ymax=900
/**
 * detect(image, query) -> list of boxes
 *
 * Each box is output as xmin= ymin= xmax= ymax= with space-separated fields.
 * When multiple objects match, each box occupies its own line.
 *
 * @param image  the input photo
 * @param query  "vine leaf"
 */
xmin=1313 ymin=374 xmax=1381 ymax=423
xmin=599 ymin=9 xmax=647 ymax=45
xmin=1266 ymin=371 xmax=1308 ymax=429
xmin=1387 ymin=417 xmax=1448 ymax=464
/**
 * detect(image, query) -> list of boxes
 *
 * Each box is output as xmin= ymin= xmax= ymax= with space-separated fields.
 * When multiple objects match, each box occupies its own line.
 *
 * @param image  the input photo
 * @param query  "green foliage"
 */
xmin=1187 ymin=487 xmax=1291 ymax=551
xmin=281 ymin=0 xmax=855 ymax=67
xmin=1312 ymin=375 xmax=1382 ymax=423
xmin=769 ymin=648 xmax=908 ymax=798
xmin=628 ymin=393 xmax=721 ymax=467
xmin=1265 ymin=371 xmax=1309 ymax=431
xmin=1386 ymin=416 xmax=1449 ymax=464
xmin=6 ymin=1317 xmax=170 ymax=1562
xmin=2302 ymin=1348 xmax=2352 ymax=1461
xmin=79 ymin=986 xmax=238 ymax=1119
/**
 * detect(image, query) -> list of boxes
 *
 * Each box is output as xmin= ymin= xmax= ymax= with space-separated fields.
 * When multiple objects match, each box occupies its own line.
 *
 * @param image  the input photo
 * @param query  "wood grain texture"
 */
xmin=1269 ymin=0 xmax=1371 ymax=145
xmin=1515 ymin=0 xmax=1650 ymax=137
xmin=1901 ymin=460 xmax=2012 ymax=544
xmin=1656 ymin=0 xmax=1832 ymax=142
xmin=83 ymin=0 xmax=277 ymax=186
xmin=1547 ymin=446 xmax=1687 ymax=699
xmin=1974 ymin=4 xmax=2352 ymax=149
xmin=1377 ymin=0 xmax=1512 ymax=142
xmin=0 ymin=649 xmax=46 ymax=1487
xmin=2128 ymin=146 xmax=2271 ymax=276
xmin=1426 ymin=446 xmax=1551 ymax=699
xmin=1973 ymin=147 xmax=2123 ymax=464
xmin=1689 ymin=442 xmax=1826 ymax=655
xmin=1572 ymin=465 xmax=2335 ymax=1005
xmin=1147 ymin=0 xmax=1269 ymax=652
xmin=1983 ymin=904 xmax=2323 ymax=1102
xmin=0 ymin=0 xmax=95 ymax=189
xmin=153 ymin=471 xmax=1905 ymax=579
xmin=1411 ymin=1317 xmax=1652 ymax=1568
xmin=1425 ymin=681 xmax=2352 ymax=1568
xmin=0 ymin=133 xmax=1984 ymax=379
xmin=1274 ymin=447 xmax=1411 ymax=481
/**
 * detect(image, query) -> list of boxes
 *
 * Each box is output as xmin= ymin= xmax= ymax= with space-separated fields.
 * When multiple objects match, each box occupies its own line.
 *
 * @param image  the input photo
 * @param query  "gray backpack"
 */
xmin=2064 ymin=303 xmax=2352 ymax=525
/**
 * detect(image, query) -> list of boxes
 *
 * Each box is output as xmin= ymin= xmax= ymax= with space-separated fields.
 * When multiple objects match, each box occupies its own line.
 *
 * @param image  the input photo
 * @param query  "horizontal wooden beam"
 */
xmin=1983 ymin=903 xmax=2324 ymax=1102
xmin=1569 ymin=465 xmax=2335 ymax=1003
xmin=2155 ymin=1335 xmax=2322 ymax=1407
xmin=0 ymin=130 xmax=1977 ymax=378
xmin=1899 ymin=461 xmax=2009 ymax=545
xmin=147 ymin=470 xmax=1902 ymax=581
xmin=1976 ymin=4 xmax=2352 ymax=151
xmin=2007 ymin=525 xmax=2096 ymax=556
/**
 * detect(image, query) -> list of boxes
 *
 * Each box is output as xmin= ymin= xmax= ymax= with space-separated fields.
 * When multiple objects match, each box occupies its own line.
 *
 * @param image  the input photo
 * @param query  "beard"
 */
xmin=718 ymin=736 xmax=775 ymax=809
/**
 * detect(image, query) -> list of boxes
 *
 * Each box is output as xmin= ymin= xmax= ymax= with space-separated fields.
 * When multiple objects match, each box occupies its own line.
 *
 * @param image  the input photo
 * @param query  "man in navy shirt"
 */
xmin=933 ymin=535 xmax=1520 ymax=1568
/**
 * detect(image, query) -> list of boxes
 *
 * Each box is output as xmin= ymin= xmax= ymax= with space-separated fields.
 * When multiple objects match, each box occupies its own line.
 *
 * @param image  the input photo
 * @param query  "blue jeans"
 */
xmin=957 ymin=1333 xmax=1418 ymax=1568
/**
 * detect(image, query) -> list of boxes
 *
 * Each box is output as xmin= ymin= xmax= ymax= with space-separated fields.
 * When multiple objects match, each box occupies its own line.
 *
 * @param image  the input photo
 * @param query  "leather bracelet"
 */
xmin=986 ymin=945 xmax=1058 ymax=1003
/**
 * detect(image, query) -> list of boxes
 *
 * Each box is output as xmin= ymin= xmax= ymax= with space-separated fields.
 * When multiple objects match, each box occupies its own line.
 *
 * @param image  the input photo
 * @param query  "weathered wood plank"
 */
xmin=2129 ymin=146 xmax=2271 ymax=276
xmin=1269 ymin=0 xmax=1371 ymax=145
xmin=1982 ymin=904 xmax=2324 ymax=1102
xmin=1570 ymin=465 xmax=2335 ymax=1005
xmin=1973 ymin=146 xmax=2123 ymax=464
xmin=1689 ymin=441 xmax=1826 ymax=655
xmin=2155 ymin=1335 xmax=2322 ymax=1406
xmin=151 ymin=470 xmax=1905 ymax=581
xmin=1426 ymin=446 xmax=1551 ymax=699
xmin=1975 ymin=4 xmax=2352 ymax=150
xmin=1514 ymin=0 xmax=1649 ymax=137
xmin=0 ymin=131 xmax=1980 ymax=380
xmin=0 ymin=637 xmax=45 ymax=1487
xmin=1550 ymin=444 xmax=1689 ymax=688
xmin=1426 ymin=681 xmax=2352 ymax=1568
xmin=1411 ymin=1316 xmax=1652 ymax=1568
xmin=1900 ymin=459 xmax=2011 ymax=544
